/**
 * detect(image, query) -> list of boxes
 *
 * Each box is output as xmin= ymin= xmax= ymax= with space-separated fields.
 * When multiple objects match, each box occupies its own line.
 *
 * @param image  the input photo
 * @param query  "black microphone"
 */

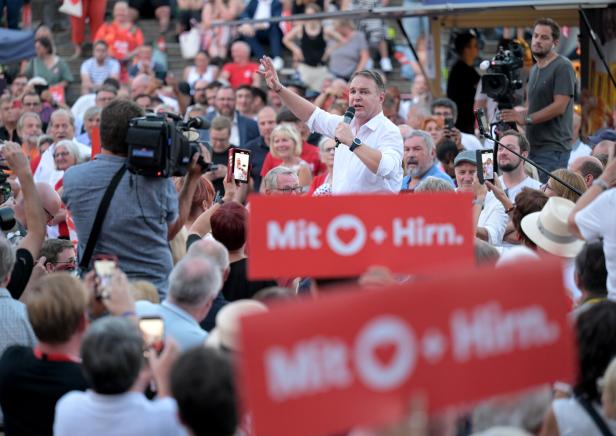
xmin=335 ymin=106 xmax=356 ymax=147
xmin=186 ymin=117 xmax=211 ymax=130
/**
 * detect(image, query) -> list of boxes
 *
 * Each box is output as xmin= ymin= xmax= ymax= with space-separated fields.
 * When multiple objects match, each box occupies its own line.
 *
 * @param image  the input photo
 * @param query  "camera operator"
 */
xmin=501 ymin=18 xmax=576 ymax=182
xmin=62 ymin=99 xmax=206 ymax=297
xmin=1 ymin=142 xmax=48 ymax=299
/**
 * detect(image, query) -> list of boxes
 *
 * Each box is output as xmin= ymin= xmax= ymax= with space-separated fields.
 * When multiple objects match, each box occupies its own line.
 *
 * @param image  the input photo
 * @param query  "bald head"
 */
xmin=186 ymin=238 xmax=230 ymax=273
xmin=130 ymin=74 xmax=152 ymax=98
xmin=14 ymin=182 xmax=61 ymax=228
xmin=569 ymin=155 xmax=604 ymax=188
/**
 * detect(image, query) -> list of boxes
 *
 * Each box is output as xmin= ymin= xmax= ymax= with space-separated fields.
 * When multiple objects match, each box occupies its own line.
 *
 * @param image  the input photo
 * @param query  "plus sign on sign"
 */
xmin=239 ymin=261 xmax=575 ymax=436
xmin=247 ymin=193 xmax=474 ymax=279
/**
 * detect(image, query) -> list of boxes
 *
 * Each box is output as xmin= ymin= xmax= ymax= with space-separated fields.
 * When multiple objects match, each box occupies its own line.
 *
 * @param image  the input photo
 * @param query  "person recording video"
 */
xmin=500 ymin=18 xmax=576 ymax=183
xmin=259 ymin=57 xmax=403 ymax=194
xmin=62 ymin=99 xmax=206 ymax=297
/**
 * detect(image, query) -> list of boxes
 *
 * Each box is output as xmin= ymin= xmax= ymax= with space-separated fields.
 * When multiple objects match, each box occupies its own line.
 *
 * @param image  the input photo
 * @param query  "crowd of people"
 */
xmin=0 ymin=1 xmax=616 ymax=435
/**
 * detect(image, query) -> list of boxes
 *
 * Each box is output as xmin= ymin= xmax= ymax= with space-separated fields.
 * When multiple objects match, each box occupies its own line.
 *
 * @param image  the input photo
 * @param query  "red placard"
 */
xmin=239 ymin=261 xmax=576 ymax=436
xmin=48 ymin=84 xmax=65 ymax=105
xmin=247 ymin=193 xmax=474 ymax=279
xmin=90 ymin=126 xmax=101 ymax=157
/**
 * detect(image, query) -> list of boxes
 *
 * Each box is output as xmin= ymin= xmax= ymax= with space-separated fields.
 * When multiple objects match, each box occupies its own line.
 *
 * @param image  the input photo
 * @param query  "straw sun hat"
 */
xmin=521 ymin=196 xmax=584 ymax=258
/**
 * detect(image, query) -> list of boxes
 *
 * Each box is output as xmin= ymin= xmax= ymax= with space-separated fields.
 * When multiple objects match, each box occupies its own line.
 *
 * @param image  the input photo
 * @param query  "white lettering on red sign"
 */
xmin=266 ymin=215 xmax=465 ymax=256
xmin=262 ymin=304 xmax=560 ymax=401
xmin=450 ymin=303 xmax=560 ymax=362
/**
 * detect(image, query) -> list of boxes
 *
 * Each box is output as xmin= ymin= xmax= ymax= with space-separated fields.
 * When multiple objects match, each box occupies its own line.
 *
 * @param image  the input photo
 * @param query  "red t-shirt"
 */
xmin=222 ymin=62 xmax=259 ymax=88
xmin=94 ymin=22 xmax=144 ymax=61
xmin=260 ymin=142 xmax=324 ymax=177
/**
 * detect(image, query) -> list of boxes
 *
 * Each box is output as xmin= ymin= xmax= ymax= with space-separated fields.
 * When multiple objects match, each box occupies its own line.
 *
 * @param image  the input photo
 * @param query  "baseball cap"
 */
xmin=454 ymin=150 xmax=477 ymax=167
xmin=588 ymin=128 xmax=616 ymax=146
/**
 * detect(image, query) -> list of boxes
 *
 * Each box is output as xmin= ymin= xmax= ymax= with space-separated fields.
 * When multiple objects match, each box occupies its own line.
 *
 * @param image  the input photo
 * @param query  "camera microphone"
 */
xmin=186 ymin=117 xmax=210 ymax=130
xmin=479 ymin=60 xmax=491 ymax=71
xmin=335 ymin=107 xmax=356 ymax=148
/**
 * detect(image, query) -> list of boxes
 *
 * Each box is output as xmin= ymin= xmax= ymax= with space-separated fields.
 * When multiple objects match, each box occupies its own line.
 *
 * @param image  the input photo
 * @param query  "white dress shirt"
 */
xmin=305 ymin=107 xmax=403 ymax=194
xmin=478 ymin=191 xmax=508 ymax=245
xmin=34 ymin=140 xmax=91 ymax=187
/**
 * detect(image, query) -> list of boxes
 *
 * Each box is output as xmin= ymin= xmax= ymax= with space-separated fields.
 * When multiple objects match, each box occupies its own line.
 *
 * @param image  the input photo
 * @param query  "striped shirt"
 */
xmin=80 ymin=57 xmax=120 ymax=86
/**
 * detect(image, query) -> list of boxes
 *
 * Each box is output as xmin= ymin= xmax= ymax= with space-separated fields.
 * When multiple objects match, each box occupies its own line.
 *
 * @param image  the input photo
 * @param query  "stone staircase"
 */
xmin=28 ymin=0 xmax=502 ymax=106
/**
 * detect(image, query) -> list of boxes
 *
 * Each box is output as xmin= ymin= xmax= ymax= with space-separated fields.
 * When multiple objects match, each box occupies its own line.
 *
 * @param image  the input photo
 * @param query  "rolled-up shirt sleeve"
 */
xmin=305 ymin=107 xmax=342 ymax=139
xmin=375 ymin=128 xmax=403 ymax=179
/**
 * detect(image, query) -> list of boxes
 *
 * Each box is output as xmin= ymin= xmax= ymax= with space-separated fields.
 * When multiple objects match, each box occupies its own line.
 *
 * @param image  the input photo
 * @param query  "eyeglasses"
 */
xmin=276 ymin=186 xmax=302 ymax=193
xmin=433 ymin=111 xmax=450 ymax=117
xmin=195 ymin=87 xmax=207 ymax=92
xmin=53 ymin=151 xmax=70 ymax=158
xmin=53 ymin=259 xmax=76 ymax=271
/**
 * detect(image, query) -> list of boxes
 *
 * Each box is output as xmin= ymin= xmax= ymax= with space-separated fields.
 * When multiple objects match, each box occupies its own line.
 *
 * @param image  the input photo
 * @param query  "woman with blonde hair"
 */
xmin=542 ymin=169 xmax=587 ymax=203
xmin=269 ymin=124 xmax=312 ymax=189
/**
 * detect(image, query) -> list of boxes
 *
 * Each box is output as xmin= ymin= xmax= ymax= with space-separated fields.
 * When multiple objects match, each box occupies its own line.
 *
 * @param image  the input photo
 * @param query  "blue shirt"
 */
xmin=136 ymin=300 xmax=208 ymax=351
xmin=401 ymin=163 xmax=455 ymax=190
xmin=62 ymin=154 xmax=178 ymax=295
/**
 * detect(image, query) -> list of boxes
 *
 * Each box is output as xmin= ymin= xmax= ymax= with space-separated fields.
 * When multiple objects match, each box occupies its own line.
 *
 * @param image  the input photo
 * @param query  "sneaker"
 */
xmin=272 ymin=56 xmax=284 ymax=71
xmin=380 ymin=57 xmax=393 ymax=72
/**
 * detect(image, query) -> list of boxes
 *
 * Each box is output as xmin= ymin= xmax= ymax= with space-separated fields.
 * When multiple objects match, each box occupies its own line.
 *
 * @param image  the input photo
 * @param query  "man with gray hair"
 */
xmin=54 ymin=317 xmax=185 ymax=436
xmin=136 ymin=256 xmax=223 ymax=350
xmin=401 ymin=129 xmax=454 ymax=191
xmin=262 ymin=166 xmax=302 ymax=195
xmin=34 ymin=109 xmax=90 ymax=186
xmin=16 ymin=111 xmax=42 ymax=161
xmin=186 ymin=238 xmax=230 ymax=331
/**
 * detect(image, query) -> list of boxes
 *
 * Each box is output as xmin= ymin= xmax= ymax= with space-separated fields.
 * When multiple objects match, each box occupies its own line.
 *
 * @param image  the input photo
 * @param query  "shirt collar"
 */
xmin=362 ymin=111 xmax=386 ymax=132
xmin=162 ymin=300 xmax=199 ymax=326
xmin=0 ymin=287 xmax=11 ymax=298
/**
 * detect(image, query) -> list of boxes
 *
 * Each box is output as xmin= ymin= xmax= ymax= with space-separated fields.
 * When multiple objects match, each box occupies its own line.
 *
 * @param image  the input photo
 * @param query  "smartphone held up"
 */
xmin=476 ymin=149 xmax=495 ymax=184
xmin=227 ymin=147 xmax=251 ymax=184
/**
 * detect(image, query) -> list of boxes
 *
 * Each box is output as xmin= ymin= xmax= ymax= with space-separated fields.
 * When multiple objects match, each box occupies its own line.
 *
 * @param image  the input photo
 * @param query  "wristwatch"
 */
xmin=349 ymin=137 xmax=362 ymax=152
xmin=592 ymin=178 xmax=610 ymax=191
xmin=524 ymin=115 xmax=533 ymax=125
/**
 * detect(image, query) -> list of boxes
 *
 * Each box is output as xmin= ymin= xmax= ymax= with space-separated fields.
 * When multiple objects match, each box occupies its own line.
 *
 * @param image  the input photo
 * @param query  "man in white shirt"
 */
xmin=495 ymin=130 xmax=542 ymax=202
xmin=454 ymin=150 xmax=508 ymax=246
xmin=33 ymin=109 xmax=90 ymax=187
xmin=54 ymin=317 xmax=186 ymax=436
xmin=568 ymin=113 xmax=591 ymax=166
xmin=259 ymin=57 xmax=403 ymax=194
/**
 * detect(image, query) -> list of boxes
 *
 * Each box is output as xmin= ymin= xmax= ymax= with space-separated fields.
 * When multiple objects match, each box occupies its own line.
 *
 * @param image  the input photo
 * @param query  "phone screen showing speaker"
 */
xmin=480 ymin=149 xmax=495 ymax=183
xmin=139 ymin=316 xmax=165 ymax=353
xmin=232 ymin=149 xmax=251 ymax=184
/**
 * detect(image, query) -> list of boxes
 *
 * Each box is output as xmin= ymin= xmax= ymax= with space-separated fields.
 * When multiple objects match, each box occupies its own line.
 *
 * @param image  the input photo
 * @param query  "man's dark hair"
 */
xmin=170 ymin=347 xmax=238 ymax=436
xmin=206 ymin=80 xmax=223 ymax=91
xmin=511 ymin=188 xmax=548 ymax=249
xmin=39 ymin=238 xmax=73 ymax=265
xmin=96 ymin=85 xmax=118 ymax=97
xmin=100 ymin=99 xmax=144 ymax=154
xmin=236 ymin=84 xmax=253 ymax=94
xmin=276 ymin=108 xmax=300 ymax=124
xmin=575 ymin=301 xmax=616 ymax=402
xmin=81 ymin=317 xmax=143 ymax=395
xmin=534 ymin=17 xmax=561 ymax=41
xmin=575 ymin=241 xmax=607 ymax=296
xmin=349 ymin=70 xmax=386 ymax=92
xmin=579 ymin=159 xmax=604 ymax=181
xmin=21 ymin=91 xmax=40 ymax=103
xmin=436 ymin=138 xmax=459 ymax=164
xmin=251 ymin=87 xmax=267 ymax=104
xmin=93 ymin=39 xmax=108 ymax=49
xmin=102 ymin=77 xmax=120 ymax=91
xmin=431 ymin=98 xmax=458 ymax=122
xmin=501 ymin=129 xmax=531 ymax=154
xmin=454 ymin=31 xmax=476 ymax=55
xmin=211 ymin=202 xmax=247 ymax=251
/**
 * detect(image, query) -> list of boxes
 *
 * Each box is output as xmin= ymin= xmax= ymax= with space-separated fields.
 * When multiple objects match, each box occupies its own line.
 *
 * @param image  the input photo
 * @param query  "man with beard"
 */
xmin=16 ymin=112 xmax=43 ymax=163
xmin=501 ymin=18 xmax=576 ymax=182
xmin=401 ymin=129 xmax=453 ymax=191
xmin=490 ymin=130 xmax=541 ymax=202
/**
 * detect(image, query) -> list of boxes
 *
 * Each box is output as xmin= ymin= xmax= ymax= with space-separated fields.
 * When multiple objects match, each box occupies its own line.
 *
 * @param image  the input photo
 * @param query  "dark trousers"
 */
xmin=1 ymin=0 xmax=22 ymax=29
xmin=529 ymin=148 xmax=571 ymax=184
xmin=244 ymin=25 xmax=282 ymax=59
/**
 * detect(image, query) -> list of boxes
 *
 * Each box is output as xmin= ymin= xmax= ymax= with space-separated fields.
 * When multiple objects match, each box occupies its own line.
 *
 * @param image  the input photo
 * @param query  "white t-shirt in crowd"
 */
xmin=568 ymin=139 xmax=592 ymax=166
xmin=33 ymin=140 xmax=91 ymax=187
xmin=478 ymin=191 xmax=508 ymax=245
xmin=461 ymin=132 xmax=483 ymax=151
xmin=500 ymin=174 xmax=542 ymax=203
xmin=54 ymin=391 xmax=187 ymax=436
xmin=575 ymin=189 xmax=616 ymax=300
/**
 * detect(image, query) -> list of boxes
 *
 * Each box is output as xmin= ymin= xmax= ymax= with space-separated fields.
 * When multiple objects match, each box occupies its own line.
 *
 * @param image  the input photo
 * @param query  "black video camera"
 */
xmin=125 ymin=113 xmax=210 ymax=177
xmin=481 ymin=40 xmax=524 ymax=109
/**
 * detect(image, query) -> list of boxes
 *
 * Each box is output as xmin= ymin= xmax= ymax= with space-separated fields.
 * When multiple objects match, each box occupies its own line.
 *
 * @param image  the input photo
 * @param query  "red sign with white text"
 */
xmin=239 ymin=261 xmax=576 ymax=436
xmin=247 ymin=193 xmax=474 ymax=279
